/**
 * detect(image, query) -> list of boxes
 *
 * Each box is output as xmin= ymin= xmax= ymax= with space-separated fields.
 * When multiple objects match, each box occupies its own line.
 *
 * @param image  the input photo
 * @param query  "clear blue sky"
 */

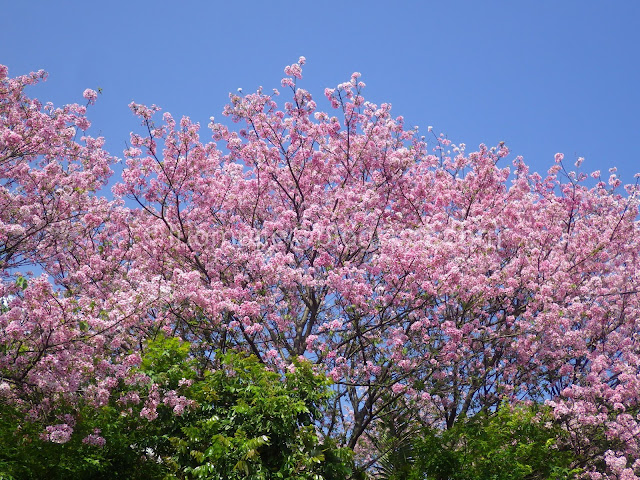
xmin=2 ymin=1 xmax=639 ymax=181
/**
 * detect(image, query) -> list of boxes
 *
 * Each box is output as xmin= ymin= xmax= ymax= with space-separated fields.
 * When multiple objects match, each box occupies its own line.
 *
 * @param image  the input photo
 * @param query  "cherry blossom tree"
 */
xmin=0 ymin=65 xmax=153 ymax=424
xmin=2 ymin=59 xmax=640 ymax=478
xmin=113 ymin=58 xmax=640 ymax=476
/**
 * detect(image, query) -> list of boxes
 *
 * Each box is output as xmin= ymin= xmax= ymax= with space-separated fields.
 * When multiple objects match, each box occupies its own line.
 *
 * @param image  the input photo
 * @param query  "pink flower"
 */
xmin=44 ymin=424 xmax=73 ymax=444
xmin=306 ymin=335 xmax=318 ymax=349
xmin=83 ymin=88 xmax=98 ymax=104
xmin=140 ymin=407 xmax=158 ymax=421
xmin=328 ymin=319 xmax=342 ymax=330
xmin=82 ymin=433 xmax=106 ymax=447
xmin=391 ymin=383 xmax=406 ymax=394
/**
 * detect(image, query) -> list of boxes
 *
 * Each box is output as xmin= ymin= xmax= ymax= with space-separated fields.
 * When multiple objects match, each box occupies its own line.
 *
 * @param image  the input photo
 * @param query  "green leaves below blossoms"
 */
xmin=0 ymin=335 xmax=356 ymax=480
xmin=406 ymin=402 xmax=582 ymax=480
xmin=164 ymin=349 xmax=355 ymax=480
xmin=0 ymin=399 xmax=167 ymax=479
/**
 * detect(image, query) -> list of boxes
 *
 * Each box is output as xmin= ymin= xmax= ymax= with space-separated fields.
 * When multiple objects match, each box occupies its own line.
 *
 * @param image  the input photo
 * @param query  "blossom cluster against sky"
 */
xmin=2 ymin=1 xmax=639 ymax=181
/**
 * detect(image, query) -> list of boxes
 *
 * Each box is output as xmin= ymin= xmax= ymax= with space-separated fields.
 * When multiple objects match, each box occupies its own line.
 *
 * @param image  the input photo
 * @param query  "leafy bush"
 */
xmin=0 ymin=335 xmax=356 ymax=480
xmin=408 ymin=402 xmax=582 ymax=480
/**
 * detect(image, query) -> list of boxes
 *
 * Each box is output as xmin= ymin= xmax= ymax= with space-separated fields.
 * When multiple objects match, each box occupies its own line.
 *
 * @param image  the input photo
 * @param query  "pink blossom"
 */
xmin=391 ymin=383 xmax=406 ymax=394
xmin=83 ymin=88 xmax=98 ymax=104
xmin=82 ymin=433 xmax=106 ymax=447
xmin=44 ymin=424 xmax=73 ymax=444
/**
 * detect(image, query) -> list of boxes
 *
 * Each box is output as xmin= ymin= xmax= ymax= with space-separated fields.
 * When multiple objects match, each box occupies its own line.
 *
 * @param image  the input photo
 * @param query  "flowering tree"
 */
xmin=0 ymin=65 xmax=155 ymax=425
xmin=2 ymin=59 xmax=640 ymax=478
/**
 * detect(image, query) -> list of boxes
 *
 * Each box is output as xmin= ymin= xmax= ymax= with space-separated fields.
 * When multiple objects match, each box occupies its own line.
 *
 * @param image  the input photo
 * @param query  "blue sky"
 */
xmin=2 ymin=1 xmax=639 ymax=182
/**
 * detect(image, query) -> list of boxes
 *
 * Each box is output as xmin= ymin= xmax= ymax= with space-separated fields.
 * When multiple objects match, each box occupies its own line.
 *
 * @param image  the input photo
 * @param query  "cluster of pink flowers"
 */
xmin=82 ymin=429 xmax=106 ymax=447
xmin=42 ymin=424 xmax=73 ymax=444
xmin=162 ymin=389 xmax=193 ymax=416
xmin=82 ymin=88 xmax=98 ymax=104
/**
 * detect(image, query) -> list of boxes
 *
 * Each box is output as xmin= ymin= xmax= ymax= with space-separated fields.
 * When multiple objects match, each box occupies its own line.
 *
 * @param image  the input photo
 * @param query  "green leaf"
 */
xmin=234 ymin=459 xmax=249 ymax=476
xmin=15 ymin=276 xmax=28 ymax=290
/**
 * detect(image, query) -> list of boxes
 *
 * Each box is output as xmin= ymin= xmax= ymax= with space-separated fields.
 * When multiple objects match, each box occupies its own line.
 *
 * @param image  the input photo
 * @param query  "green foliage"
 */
xmin=0 ymin=333 xmax=586 ymax=480
xmin=140 ymin=334 xmax=194 ymax=383
xmin=0 ymin=400 xmax=166 ymax=479
xmin=0 ymin=336 xmax=355 ymax=479
xmin=166 ymin=351 xmax=355 ymax=479
xmin=0 ymin=334 xmax=586 ymax=480
xmin=15 ymin=275 xmax=28 ymax=291
xmin=408 ymin=402 xmax=582 ymax=480
xmin=367 ymin=403 xmax=417 ymax=480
